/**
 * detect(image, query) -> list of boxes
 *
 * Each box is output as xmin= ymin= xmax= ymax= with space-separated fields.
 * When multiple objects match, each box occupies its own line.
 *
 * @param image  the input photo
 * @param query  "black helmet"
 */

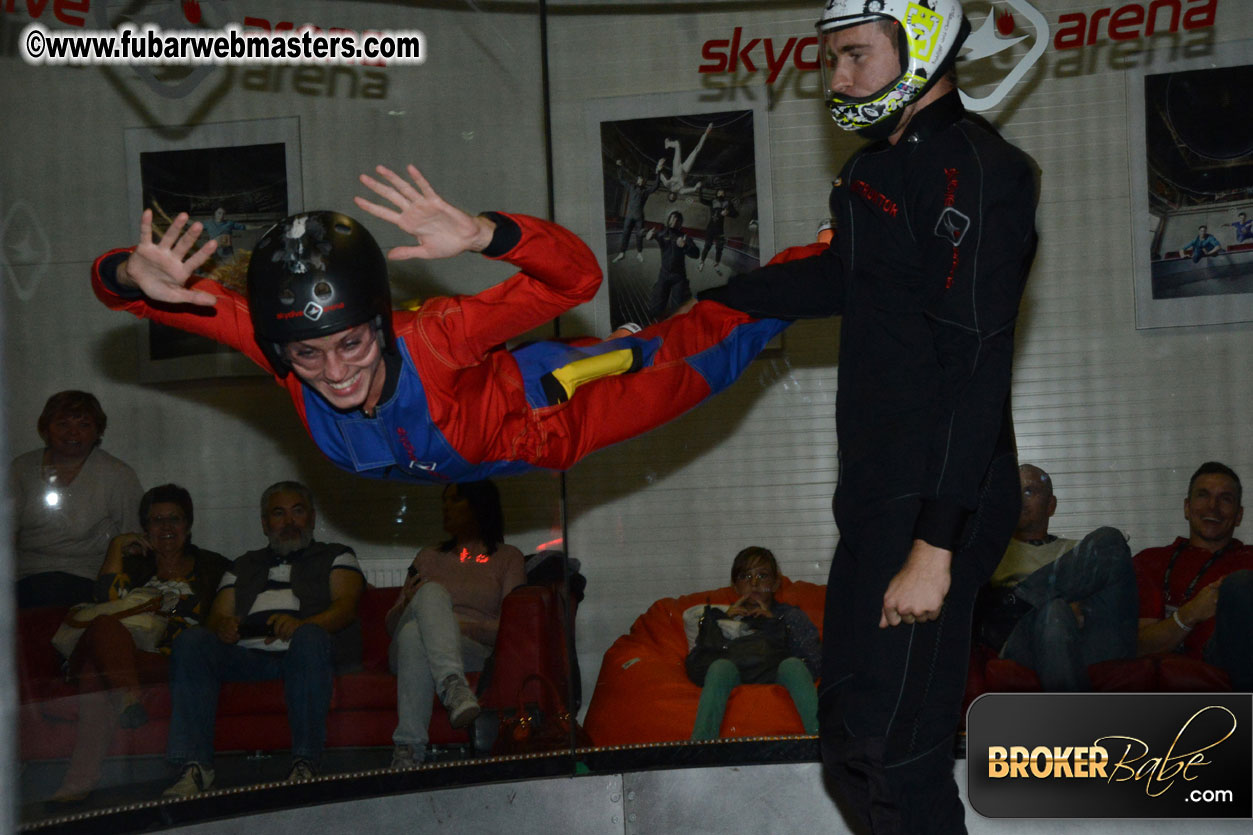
xmin=667 ymin=210 xmax=684 ymax=228
xmin=247 ymin=211 xmax=394 ymax=377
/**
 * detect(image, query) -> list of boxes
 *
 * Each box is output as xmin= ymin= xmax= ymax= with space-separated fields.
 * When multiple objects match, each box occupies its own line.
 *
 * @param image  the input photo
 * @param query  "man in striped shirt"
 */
xmin=162 ymin=481 xmax=364 ymax=798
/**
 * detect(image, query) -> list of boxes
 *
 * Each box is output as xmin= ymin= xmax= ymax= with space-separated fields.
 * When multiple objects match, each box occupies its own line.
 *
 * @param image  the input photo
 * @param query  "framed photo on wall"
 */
xmin=1129 ymin=40 xmax=1253 ymax=329
xmin=584 ymin=94 xmax=775 ymax=335
xmin=124 ymin=116 xmax=303 ymax=380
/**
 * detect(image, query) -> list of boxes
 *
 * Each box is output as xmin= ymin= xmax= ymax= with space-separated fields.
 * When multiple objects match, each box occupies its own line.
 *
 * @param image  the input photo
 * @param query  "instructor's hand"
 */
xmin=354 ymin=164 xmax=495 ymax=260
xmin=880 ymin=540 xmax=952 ymax=628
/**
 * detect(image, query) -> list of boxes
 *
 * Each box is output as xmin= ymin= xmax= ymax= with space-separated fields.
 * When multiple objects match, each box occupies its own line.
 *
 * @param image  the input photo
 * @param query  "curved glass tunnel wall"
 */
xmin=4 ymin=0 xmax=838 ymax=828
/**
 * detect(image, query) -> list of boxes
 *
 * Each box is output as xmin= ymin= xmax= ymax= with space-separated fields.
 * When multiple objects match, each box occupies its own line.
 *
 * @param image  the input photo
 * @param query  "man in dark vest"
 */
xmin=162 ymin=481 xmax=364 ymax=797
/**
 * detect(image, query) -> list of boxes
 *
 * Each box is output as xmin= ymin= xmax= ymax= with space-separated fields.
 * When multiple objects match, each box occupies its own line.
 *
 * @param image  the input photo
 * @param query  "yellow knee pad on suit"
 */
xmin=546 ymin=347 xmax=639 ymax=403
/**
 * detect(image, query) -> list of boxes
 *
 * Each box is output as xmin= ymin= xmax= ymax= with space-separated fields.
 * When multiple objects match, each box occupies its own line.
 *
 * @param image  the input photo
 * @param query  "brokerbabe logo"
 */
xmin=968 ymin=693 xmax=1253 ymax=819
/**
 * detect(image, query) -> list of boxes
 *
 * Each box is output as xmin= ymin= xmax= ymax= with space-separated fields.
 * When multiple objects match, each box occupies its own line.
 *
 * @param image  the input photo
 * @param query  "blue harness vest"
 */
xmin=300 ymin=336 xmax=534 ymax=484
xmin=298 ymin=318 xmax=786 ymax=485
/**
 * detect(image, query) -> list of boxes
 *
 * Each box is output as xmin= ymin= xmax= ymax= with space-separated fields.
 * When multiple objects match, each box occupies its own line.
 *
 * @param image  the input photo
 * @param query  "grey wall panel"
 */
xmin=150 ymin=761 xmax=1252 ymax=834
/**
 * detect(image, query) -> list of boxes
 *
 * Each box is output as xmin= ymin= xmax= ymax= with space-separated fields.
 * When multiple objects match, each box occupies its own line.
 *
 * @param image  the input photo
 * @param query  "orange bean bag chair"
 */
xmin=584 ymin=578 xmax=826 ymax=745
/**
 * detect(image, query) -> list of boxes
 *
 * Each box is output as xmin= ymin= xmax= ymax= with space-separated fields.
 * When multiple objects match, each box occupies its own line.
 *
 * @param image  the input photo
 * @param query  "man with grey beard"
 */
xmin=162 ymin=481 xmax=364 ymax=798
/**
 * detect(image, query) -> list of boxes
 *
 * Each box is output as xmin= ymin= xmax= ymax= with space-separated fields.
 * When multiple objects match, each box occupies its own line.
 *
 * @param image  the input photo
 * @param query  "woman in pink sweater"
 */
xmin=384 ymin=480 xmax=525 ymax=767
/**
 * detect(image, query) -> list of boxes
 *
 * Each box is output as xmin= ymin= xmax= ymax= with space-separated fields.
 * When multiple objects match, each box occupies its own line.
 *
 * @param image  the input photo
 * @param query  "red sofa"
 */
xmin=963 ymin=644 xmax=1232 ymax=720
xmin=17 ymin=584 xmax=575 ymax=761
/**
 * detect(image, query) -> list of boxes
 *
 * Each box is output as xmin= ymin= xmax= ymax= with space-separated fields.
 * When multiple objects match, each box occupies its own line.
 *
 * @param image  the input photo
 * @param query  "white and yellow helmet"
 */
xmin=816 ymin=0 xmax=969 ymax=134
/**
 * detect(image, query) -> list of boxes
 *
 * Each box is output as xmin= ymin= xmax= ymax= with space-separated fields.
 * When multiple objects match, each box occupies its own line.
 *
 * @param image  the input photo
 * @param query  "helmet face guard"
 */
xmin=246 ymin=211 xmax=394 ymax=377
xmin=816 ymin=0 xmax=967 ymax=133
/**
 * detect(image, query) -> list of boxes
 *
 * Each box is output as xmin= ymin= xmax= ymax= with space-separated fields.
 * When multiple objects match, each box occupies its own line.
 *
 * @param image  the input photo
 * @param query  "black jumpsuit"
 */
xmin=617 ymin=174 xmax=659 ymax=256
xmin=699 ymin=194 xmax=737 ymax=266
xmin=700 ymin=91 xmax=1038 ymax=834
xmin=648 ymin=226 xmax=699 ymax=321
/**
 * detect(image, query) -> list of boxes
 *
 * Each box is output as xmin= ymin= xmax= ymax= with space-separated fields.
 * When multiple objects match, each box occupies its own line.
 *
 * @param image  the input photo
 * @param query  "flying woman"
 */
xmin=92 ymin=164 xmax=788 ymax=484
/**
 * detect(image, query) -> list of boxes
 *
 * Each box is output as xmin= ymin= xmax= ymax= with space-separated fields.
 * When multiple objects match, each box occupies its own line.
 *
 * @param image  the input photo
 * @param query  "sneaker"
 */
xmin=390 ymin=744 xmax=421 ymax=770
xmin=163 ymin=763 xmax=214 ymax=798
xmin=635 ymin=251 xmax=644 ymax=263
xmin=612 ymin=252 xmax=625 ymax=263
xmin=441 ymin=674 xmax=481 ymax=729
xmin=46 ymin=788 xmax=92 ymax=808
xmin=286 ymin=758 xmax=317 ymax=783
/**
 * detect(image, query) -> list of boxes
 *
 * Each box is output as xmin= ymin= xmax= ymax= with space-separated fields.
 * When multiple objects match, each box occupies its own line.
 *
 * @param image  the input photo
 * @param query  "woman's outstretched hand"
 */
xmin=354 ymin=164 xmax=495 ymax=260
xmin=116 ymin=210 xmax=219 ymax=307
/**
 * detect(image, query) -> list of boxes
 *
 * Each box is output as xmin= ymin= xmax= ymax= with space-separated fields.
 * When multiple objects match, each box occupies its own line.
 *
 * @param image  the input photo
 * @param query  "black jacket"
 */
xmin=655 ymin=227 xmax=698 ymax=279
xmin=700 ymin=92 xmax=1037 ymax=551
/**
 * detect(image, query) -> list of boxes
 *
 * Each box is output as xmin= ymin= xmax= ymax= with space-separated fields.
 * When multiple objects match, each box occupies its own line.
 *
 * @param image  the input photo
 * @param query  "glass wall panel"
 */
xmin=10 ymin=0 xmax=1242 ymax=825
xmin=7 ymin=0 xmax=868 ymax=827
xmin=4 ymin=1 xmax=580 ymax=826
xmin=548 ymin=0 xmax=838 ymax=761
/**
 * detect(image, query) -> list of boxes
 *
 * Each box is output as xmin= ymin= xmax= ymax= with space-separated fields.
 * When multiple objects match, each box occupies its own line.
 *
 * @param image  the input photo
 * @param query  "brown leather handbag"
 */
xmin=493 ymin=673 xmax=592 ymax=755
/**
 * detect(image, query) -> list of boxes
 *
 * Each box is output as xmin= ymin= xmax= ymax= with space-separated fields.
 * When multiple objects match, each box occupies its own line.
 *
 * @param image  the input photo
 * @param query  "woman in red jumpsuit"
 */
xmin=92 ymin=164 xmax=796 ymax=484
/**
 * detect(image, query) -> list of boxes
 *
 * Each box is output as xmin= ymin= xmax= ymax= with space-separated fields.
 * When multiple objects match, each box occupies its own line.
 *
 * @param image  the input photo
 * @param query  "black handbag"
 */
xmin=685 ymin=604 xmax=790 ymax=686
xmin=973 ymin=585 xmax=1034 ymax=651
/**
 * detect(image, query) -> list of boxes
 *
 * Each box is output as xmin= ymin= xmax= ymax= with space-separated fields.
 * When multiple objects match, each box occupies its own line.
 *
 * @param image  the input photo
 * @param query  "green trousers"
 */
xmin=690 ymin=656 xmax=819 ymax=740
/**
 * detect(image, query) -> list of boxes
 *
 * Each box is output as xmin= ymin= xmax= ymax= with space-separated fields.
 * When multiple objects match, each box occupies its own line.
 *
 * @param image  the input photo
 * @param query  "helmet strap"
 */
xmin=856 ymin=107 xmax=907 ymax=141
xmin=855 ymin=15 xmax=971 ymax=141
xmin=269 ymin=341 xmax=292 ymax=378
xmin=372 ymin=315 xmax=390 ymax=354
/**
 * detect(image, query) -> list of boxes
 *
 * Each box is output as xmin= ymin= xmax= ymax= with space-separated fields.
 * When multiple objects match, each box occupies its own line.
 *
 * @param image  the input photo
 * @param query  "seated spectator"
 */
xmin=162 ymin=481 xmax=364 ymax=797
xmin=1135 ymin=462 xmax=1253 ymax=690
xmin=385 ymin=480 xmax=524 ymax=769
xmin=12 ymin=391 xmax=143 ymax=608
xmin=50 ymin=484 xmax=229 ymax=805
xmin=682 ymin=546 xmax=820 ymax=740
xmin=977 ymin=465 xmax=1136 ymax=690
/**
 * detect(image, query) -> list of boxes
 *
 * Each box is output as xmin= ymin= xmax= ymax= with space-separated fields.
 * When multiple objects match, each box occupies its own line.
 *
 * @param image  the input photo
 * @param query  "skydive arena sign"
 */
xmin=967 ymin=693 xmax=1253 ymax=819
xmin=696 ymin=0 xmax=1050 ymax=113
xmin=695 ymin=1 xmax=1221 ymax=111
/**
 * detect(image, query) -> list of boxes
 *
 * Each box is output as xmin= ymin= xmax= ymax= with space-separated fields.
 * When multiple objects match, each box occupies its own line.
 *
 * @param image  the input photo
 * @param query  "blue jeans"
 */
xmin=166 ymin=625 xmax=334 ymax=766
xmin=1206 ymin=569 xmax=1253 ymax=690
xmin=690 ymin=657 xmax=818 ymax=740
xmin=1001 ymin=526 xmax=1137 ymax=691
